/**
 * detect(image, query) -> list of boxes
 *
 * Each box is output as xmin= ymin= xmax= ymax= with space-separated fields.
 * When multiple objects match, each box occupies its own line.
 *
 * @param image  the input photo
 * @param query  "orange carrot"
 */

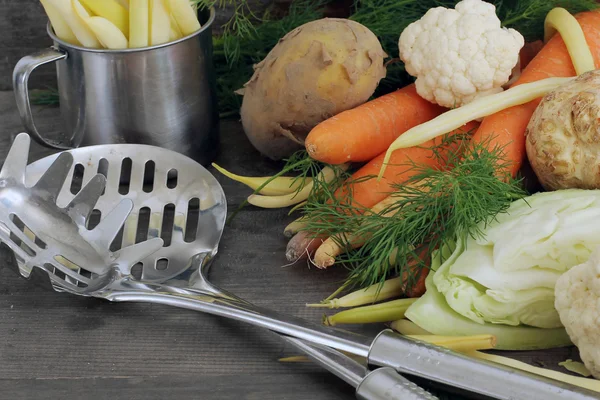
xmin=305 ymin=84 xmax=446 ymax=164
xmin=519 ymin=40 xmax=544 ymax=69
xmin=336 ymin=121 xmax=480 ymax=209
xmin=473 ymin=11 xmax=600 ymax=177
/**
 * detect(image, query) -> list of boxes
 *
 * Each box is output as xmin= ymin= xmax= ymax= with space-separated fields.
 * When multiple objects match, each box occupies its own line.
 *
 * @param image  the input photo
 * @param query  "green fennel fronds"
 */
xmin=301 ymin=134 xmax=527 ymax=289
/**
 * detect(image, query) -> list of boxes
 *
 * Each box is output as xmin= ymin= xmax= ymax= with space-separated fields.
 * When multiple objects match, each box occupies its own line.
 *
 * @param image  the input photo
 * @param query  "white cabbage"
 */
xmin=406 ymin=189 xmax=600 ymax=348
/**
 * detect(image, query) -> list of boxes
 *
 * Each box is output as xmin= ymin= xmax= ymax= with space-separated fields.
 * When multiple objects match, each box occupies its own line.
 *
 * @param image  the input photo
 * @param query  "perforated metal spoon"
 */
xmin=8 ymin=133 xmax=599 ymax=400
xmin=4 ymin=132 xmax=432 ymax=400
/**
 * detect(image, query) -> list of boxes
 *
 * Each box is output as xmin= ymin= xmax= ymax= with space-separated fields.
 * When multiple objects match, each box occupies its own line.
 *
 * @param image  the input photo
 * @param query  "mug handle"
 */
xmin=13 ymin=47 xmax=71 ymax=150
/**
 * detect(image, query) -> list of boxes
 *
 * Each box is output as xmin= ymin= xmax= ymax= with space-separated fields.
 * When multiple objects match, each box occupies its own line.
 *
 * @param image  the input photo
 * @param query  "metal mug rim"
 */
xmin=46 ymin=7 xmax=215 ymax=53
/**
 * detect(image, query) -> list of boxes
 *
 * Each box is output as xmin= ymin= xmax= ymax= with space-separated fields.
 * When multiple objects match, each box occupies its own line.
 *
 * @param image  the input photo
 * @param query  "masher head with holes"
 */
xmin=16 ymin=132 xmax=227 ymax=291
xmin=0 ymin=133 xmax=164 ymax=294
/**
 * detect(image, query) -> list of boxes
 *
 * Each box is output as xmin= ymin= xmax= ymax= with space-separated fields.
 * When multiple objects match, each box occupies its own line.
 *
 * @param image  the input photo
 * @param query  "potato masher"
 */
xmin=3 ymin=132 xmax=434 ymax=400
xmin=5 ymin=132 xmax=598 ymax=400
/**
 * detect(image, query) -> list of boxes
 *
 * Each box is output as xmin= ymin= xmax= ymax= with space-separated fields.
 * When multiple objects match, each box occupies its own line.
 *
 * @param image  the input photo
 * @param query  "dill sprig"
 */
xmin=497 ymin=0 xmax=599 ymax=41
xmin=301 ymin=135 xmax=527 ymax=289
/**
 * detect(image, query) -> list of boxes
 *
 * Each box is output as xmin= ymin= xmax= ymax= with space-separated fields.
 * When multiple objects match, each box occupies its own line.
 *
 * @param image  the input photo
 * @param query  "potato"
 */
xmin=149 ymin=0 xmax=171 ymax=45
xmin=79 ymin=0 xmax=129 ymax=37
xmin=40 ymin=0 xmax=80 ymax=45
xmin=239 ymin=18 xmax=387 ymax=160
xmin=129 ymin=0 xmax=149 ymax=48
xmin=86 ymin=16 xmax=129 ymax=49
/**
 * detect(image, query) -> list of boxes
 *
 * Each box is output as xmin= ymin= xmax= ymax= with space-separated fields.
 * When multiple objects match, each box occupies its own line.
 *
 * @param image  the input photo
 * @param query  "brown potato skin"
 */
xmin=239 ymin=18 xmax=387 ymax=160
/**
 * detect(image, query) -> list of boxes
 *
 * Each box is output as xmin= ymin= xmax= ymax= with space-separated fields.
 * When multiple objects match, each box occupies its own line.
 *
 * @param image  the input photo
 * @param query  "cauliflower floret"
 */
xmin=399 ymin=0 xmax=524 ymax=108
xmin=555 ymin=246 xmax=600 ymax=379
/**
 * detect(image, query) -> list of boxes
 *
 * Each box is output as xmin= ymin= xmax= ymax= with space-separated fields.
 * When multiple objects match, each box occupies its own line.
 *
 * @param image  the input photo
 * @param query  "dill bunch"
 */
xmin=301 ymin=135 xmax=527 ymax=289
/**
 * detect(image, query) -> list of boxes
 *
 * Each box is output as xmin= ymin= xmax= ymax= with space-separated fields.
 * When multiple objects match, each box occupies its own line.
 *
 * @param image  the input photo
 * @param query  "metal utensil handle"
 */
xmin=108 ymin=289 xmax=373 ymax=357
xmin=283 ymin=335 xmax=436 ymax=400
xmin=12 ymin=47 xmax=70 ymax=150
xmin=368 ymin=330 xmax=599 ymax=400
xmin=356 ymin=368 xmax=439 ymax=400
xmin=112 ymin=290 xmax=600 ymax=400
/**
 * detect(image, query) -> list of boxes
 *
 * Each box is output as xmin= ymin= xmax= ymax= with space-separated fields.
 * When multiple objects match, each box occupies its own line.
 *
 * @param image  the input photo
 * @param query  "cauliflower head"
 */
xmin=399 ymin=0 xmax=524 ymax=108
xmin=555 ymin=246 xmax=600 ymax=379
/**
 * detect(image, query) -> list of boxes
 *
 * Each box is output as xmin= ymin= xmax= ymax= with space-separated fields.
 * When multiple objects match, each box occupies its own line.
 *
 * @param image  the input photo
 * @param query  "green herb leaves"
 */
xmin=301 ymin=134 xmax=527 ymax=289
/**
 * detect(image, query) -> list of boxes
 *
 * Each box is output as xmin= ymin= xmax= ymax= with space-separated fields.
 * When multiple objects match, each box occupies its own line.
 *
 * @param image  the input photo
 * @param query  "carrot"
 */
xmin=305 ymin=84 xmax=446 ymax=164
xmin=472 ymin=10 xmax=600 ymax=177
xmin=519 ymin=40 xmax=544 ymax=69
xmin=285 ymin=230 xmax=327 ymax=262
xmin=337 ymin=120 xmax=480 ymax=209
xmin=314 ymin=195 xmax=400 ymax=268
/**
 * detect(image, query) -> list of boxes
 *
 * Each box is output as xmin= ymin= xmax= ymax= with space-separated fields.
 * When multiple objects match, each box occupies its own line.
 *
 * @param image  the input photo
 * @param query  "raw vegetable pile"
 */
xmin=214 ymin=0 xmax=600 ymax=392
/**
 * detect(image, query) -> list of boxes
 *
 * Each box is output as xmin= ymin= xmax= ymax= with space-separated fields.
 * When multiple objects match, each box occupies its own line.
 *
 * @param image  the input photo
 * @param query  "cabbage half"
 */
xmin=406 ymin=189 xmax=600 ymax=349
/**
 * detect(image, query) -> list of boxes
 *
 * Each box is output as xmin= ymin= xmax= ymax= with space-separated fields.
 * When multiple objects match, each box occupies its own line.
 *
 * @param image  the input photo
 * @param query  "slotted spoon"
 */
xmin=3 ymin=132 xmax=433 ymax=400
xmin=6 ymin=133 xmax=598 ymax=400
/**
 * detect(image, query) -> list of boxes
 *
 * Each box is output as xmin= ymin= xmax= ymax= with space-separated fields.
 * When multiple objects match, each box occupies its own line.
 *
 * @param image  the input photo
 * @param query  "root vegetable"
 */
xmin=313 ymin=195 xmax=399 ymax=268
xmin=305 ymin=84 xmax=445 ymax=164
xmin=85 ymin=16 xmax=128 ymax=49
xmin=338 ymin=121 xmax=479 ymax=210
xmin=40 ymin=0 xmax=80 ymax=45
xmin=79 ymin=0 xmax=129 ymax=37
xmin=149 ymin=0 xmax=170 ymax=45
xmin=379 ymin=77 xmax=573 ymax=179
xmin=165 ymin=0 xmax=201 ymax=36
xmin=526 ymin=70 xmax=600 ymax=190
xmin=285 ymin=231 xmax=326 ymax=262
xmin=239 ymin=18 xmax=387 ymax=160
xmin=129 ymin=0 xmax=149 ymax=48
xmin=45 ymin=0 xmax=100 ymax=47
xmin=470 ymin=10 xmax=600 ymax=178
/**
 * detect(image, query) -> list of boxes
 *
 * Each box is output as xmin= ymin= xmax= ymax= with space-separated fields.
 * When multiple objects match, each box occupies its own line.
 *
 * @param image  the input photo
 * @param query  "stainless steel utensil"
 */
xmin=7 ymin=133 xmax=598 ymax=400
xmin=12 ymin=8 xmax=219 ymax=166
xmin=3 ymin=133 xmax=432 ymax=400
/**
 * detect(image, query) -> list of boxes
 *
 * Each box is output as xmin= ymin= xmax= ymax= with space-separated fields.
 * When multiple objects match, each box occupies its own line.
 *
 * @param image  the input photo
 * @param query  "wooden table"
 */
xmin=0 ymin=92 xmax=581 ymax=399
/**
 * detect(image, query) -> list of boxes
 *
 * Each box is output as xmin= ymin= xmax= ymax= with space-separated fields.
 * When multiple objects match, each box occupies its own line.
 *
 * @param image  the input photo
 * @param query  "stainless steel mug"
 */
xmin=13 ymin=8 xmax=219 ymax=166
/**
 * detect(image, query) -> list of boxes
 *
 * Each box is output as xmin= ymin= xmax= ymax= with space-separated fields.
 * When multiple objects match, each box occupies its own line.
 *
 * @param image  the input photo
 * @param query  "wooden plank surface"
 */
xmin=0 ymin=91 xmax=583 ymax=399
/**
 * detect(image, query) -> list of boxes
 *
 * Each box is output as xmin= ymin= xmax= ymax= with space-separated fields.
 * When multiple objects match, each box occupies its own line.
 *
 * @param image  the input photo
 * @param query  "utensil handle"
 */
xmin=356 ymin=368 xmax=439 ymax=400
xmin=12 ymin=47 xmax=70 ymax=150
xmin=109 ymin=289 xmax=373 ymax=357
xmin=368 ymin=330 xmax=598 ymax=400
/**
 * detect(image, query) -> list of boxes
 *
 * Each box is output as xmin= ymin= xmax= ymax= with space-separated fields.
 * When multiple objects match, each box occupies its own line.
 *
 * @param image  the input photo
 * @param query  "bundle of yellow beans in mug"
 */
xmin=39 ymin=0 xmax=201 ymax=49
